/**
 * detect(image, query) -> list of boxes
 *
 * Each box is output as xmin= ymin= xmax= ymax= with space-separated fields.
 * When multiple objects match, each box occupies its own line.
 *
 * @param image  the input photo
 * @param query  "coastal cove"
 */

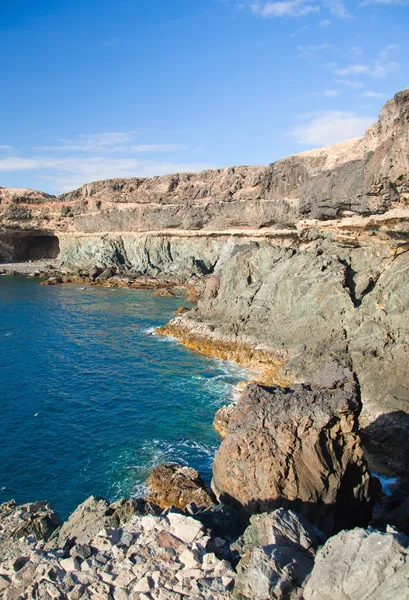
xmin=0 ymin=276 xmax=247 ymax=518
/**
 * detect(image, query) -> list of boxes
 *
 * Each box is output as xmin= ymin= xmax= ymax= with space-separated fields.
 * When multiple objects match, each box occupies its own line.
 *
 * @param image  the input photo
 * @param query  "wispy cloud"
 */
xmin=0 ymin=155 xmax=214 ymax=193
xmin=319 ymin=17 xmax=331 ymax=24
xmin=335 ymin=78 xmax=365 ymax=88
xmin=362 ymin=90 xmax=388 ymax=98
xmin=323 ymin=89 xmax=340 ymax=96
xmin=34 ymin=132 xmax=188 ymax=155
xmin=290 ymin=110 xmax=375 ymax=146
xmin=35 ymin=131 xmax=140 ymax=152
xmin=0 ymin=145 xmax=15 ymax=152
xmin=249 ymin=1 xmax=320 ymax=18
xmin=245 ymin=0 xmax=351 ymax=17
xmin=297 ymin=42 xmax=332 ymax=57
xmin=361 ymin=0 xmax=409 ymax=5
xmin=324 ymin=0 xmax=351 ymax=18
xmin=334 ymin=44 xmax=400 ymax=80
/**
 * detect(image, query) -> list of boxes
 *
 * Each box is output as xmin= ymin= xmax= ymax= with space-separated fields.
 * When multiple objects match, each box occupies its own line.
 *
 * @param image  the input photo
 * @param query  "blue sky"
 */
xmin=0 ymin=0 xmax=408 ymax=194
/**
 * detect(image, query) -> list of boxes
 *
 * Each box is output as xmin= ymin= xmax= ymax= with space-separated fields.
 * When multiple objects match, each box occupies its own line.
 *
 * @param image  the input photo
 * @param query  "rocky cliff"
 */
xmin=1 ymin=88 xmax=409 ymax=471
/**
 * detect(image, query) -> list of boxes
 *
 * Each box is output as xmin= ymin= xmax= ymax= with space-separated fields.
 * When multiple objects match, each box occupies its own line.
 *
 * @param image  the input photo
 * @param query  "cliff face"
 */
xmin=1 ymin=88 xmax=408 ymax=462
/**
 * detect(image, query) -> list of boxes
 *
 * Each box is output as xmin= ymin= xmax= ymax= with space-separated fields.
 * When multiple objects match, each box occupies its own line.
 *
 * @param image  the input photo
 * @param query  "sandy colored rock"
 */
xmin=147 ymin=463 xmax=216 ymax=510
xmin=213 ymin=403 xmax=236 ymax=437
xmin=153 ymin=288 xmax=174 ymax=297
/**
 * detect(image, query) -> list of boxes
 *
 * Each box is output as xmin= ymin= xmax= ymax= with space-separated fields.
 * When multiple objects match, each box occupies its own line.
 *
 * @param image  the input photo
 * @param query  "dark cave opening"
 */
xmin=0 ymin=233 xmax=60 ymax=263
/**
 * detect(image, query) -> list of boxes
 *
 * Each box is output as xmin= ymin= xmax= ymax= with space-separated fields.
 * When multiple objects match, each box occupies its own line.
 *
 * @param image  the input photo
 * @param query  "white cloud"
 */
xmin=50 ymin=131 xmax=139 ymax=151
xmin=334 ymin=44 xmax=399 ymax=80
xmin=249 ymin=1 xmax=320 ymax=17
xmin=0 ymin=144 xmax=14 ymax=152
xmin=361 ymin=0 xmax=409 ymax=5
xmin=290 ymin=110 xmax=375 ymax=146
xmin=128 ymin=144 xmax=187 ymax=153
xmin=335 ymin=78 xmax=364 ymax=88
xmin=362 ymin=90 xmax=388 ymax=98
xmin=0 ymin=155 xmax=214 ymax=193
xmin=34 ymin=133 xmax=187 ymax=155
xmin=297 ymin=42 xmax=332 ymax=57
xmin=323 ymin=0 xmax=351 ymax=17
xmin=324 ymin=89 xmax=340 ymax=96
xmin=246 ymin=0 xmax=353 ymax=17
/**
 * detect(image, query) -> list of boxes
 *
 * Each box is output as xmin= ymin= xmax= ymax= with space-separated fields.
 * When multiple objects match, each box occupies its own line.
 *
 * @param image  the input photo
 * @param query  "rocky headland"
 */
xmin=1 ymin=87 xmax=409 ymax=598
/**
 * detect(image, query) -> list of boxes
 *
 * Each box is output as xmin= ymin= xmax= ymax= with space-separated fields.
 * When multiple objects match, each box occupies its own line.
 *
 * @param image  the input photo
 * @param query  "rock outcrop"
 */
xmin=146 ymin=464 xmax=216 ymax=510
xmin=303 ymin=527 xmax=409 ymax=600
xmin=212 ymin=382 xmax=372 ymax=534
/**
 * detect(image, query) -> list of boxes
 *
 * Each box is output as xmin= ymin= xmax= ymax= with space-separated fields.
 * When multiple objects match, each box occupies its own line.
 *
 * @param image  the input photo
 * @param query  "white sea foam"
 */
xmin=142 ymin=326 xmax=157 ymax=336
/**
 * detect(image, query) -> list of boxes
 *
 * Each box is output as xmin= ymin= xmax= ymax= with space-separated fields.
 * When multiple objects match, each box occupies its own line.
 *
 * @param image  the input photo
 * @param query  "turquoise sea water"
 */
xmin=0 ymin=277 xmax=246 ymax=519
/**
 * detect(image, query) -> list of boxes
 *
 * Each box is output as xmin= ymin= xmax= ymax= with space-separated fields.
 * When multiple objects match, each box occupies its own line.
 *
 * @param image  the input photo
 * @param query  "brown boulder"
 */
xmin=147 ymin=463 xmax=216 ymax=510
xmin=212 ymin=382 xmax=372 ymax=534
xmin=153 ymin=289 xmax=174 ymax=297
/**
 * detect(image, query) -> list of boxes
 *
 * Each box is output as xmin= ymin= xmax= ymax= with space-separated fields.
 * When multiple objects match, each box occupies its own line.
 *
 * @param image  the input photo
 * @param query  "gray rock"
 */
xmin=304 ymin=527 xmax=409 ymax=600
xmin=233 ymin=509 xmax=325 ymax=557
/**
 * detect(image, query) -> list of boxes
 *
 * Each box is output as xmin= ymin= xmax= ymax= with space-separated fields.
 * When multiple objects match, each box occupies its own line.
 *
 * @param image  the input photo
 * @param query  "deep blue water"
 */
xmin=0 ymin=277 xmax=246 ymax=519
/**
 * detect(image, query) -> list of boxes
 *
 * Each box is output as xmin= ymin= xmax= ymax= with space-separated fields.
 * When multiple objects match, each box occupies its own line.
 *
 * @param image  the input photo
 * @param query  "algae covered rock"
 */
xmin=147 ymin=463 xmax=216 ymax=510
xmin=212 ymin=382 xmax=372 ymax=534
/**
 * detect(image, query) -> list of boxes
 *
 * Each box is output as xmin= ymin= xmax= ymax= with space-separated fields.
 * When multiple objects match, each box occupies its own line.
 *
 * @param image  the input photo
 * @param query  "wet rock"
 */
xmin=303 ymin=527 xmax=409 ymax=600
xmin=212 ymin=382 xmax=372 ymax=534
xmin=94 ymin=267 xmax=115 ymax=282
xmin=147 ymin=463 xmax=216 ymax=510
xmin=153 ymin=288 xmax=174 ymax=297
xmin=42 ymin=275 xmax=63 ymax=285
xmin=88 ymin=266 xmax=103 ymax=280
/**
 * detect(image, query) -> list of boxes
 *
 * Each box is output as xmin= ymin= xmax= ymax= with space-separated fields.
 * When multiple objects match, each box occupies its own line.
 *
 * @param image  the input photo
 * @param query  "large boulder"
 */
xmin=233 ymin=509 xmax=324 ymax=600
xmin=212 ymin=382 xmax=372 ymax=534
xmin=146 ymin=463 xmax=216 ymax=510
xmin=304 ymin=527 xmax=409 ymax=600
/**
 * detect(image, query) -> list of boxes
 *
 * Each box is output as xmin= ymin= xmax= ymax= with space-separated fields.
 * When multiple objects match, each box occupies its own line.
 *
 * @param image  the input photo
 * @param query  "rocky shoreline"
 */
xmin=1 ymin=87 xmax=409 ymax=598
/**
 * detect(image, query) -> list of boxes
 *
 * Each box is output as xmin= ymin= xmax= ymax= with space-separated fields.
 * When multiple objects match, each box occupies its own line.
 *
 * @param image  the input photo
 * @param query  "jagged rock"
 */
xmin=146 ymin=463 xmax=216 ymax=510
xmin=0 ymin=502 xmax=235 ymax=599
xmin=234 ymin=545 xmax=312 ymax=600
xmin=94 ymin=267 xmax=115 ymax=282
xmin=88 ymin=266 xmax=103 ymax=280
xmin=303 ymin=527 xmax=409 ymax=600
xmin=232 ymin=509 xmax=325 ymax=558
xmin=212 ymin=382 xmax=372 ymax=534
xmin=46 ymin=495 xmax=147 ymax=549
xmin=213 ymin=403 xmax=236 ymax=437
xmin=42 ymin=275 xmax=62 ymax=285
xmin=0 ymin=500 xmax=62 ymax=556
xmin=186 ymin=503 xmax=246 ymax=544
xmin=233 ymin=509 xmax=324 ymax=600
